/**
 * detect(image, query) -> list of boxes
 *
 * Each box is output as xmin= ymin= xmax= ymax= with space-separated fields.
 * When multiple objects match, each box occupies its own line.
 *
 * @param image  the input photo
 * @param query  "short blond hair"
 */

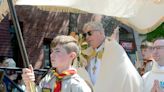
xmin=51 ymin=35 xmax=79 ymax=55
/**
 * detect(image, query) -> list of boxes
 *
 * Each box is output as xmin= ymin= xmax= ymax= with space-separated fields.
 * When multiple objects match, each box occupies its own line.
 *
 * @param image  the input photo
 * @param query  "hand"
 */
xmin=151 ymin=80 xmax=164 ymax=92
xmin=22 ymin=65 xmax=35 ymax=91
xmin=111 ymin=26 xmax=119 ymax=41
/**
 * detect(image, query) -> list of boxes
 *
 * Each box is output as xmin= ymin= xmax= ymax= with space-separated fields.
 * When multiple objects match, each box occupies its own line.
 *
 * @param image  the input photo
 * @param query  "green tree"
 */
xmin=146 ymin=23 xmax=164 ymax=41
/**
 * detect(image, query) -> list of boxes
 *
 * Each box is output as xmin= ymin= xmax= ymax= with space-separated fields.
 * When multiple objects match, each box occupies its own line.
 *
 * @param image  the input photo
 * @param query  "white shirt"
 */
xmin=36 ymin=68 xmax=91 ymax=92
xmin=86 ymin=43 xmax=104 ymax=85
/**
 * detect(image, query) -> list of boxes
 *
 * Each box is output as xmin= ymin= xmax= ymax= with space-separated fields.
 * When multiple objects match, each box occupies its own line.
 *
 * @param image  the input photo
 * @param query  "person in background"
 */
xmin=0 ymin=57 xmax=18 ymax=92
xmin=4 ymin=58 xmax=16 ymax=68
xmin=3 ymin=58 xmax=17 ymax=81
xmin=78 ymin=21 xmax=143 ymax=92
xmin=142 ymin=37 xmax=164 ymax=92
xmin=0 ymin=57 xmax=16 ymax=68
xmin=22 ymin=35 xmax=91 ymax=92
xmin=140 ymin=40 xmax=154 ymax=75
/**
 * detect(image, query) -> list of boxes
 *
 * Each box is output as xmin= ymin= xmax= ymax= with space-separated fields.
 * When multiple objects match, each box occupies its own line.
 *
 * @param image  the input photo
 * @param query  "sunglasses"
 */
xmin=82 ymin=31 xmax=92 ymax=38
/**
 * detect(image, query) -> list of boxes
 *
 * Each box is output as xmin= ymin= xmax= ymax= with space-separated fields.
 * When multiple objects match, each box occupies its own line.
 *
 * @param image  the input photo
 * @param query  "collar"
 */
xmin=152 ymin=61 xmax=164 ymax=73
xmin=95 ymin=41 xmax=105 ymax=52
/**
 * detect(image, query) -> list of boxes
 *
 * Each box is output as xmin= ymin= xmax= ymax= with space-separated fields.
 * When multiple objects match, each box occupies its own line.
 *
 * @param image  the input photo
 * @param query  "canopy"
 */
xmin=16 ymin=0 xmax=144 ymax=18
xmin=16 ymin=0 xmax=164 ymax=34
xmin=0 ymin=0 xmax=9 ymax=21
xmin=118 ymin=0 xmax=164 ymax=34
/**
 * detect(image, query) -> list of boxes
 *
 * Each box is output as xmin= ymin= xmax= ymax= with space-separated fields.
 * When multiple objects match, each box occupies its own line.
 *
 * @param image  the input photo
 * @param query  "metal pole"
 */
xmin=7 ymin=1 xmax=36 ymax=91
xmin=7 ymin=0 xmax=29 ymax=68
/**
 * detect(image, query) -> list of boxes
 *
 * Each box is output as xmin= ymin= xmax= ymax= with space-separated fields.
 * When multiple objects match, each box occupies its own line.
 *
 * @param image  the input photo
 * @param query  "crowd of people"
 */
xmin=1 ymin=21 xmax=164 ymax=92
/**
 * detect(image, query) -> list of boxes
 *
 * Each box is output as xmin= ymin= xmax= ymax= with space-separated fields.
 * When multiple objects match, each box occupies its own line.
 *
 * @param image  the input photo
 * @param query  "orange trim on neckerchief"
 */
xmin=52 ymin=69 xmax=76 ymax=92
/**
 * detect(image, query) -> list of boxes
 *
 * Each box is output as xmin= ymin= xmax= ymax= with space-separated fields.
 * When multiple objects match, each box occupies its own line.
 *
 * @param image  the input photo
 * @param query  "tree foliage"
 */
xmin=146 ymin=23 xmax=164 ymax=41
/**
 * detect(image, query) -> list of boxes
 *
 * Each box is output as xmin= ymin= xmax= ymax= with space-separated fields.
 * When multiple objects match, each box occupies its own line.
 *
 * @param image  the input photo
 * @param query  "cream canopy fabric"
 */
xmin=16 ymin=0 xmax=144 ymax=18
xmin=118 ymin=0 xmax=164 ymax=34
xmin=0 ymin=0 xmax=9 ymax=21
xmin=0 ymin=0 xmax=17 ymax=22
xmin=16 ymin=0 xmax=163 ymax=34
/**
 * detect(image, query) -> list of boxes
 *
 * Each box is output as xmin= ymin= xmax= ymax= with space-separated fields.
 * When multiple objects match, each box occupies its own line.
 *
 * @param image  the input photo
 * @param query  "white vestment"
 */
xmin=77 ymin=38 xmax=143 ymax=92
xmin=143 ymin=61 xmax=164 ymax=92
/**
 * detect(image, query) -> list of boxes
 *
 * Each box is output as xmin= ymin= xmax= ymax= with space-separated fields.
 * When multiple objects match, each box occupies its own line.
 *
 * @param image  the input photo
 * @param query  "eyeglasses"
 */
xmin=82 ymin=31 xmax=92 ymax=38
xmin=152 ymin=46 xmax=164 ymax=50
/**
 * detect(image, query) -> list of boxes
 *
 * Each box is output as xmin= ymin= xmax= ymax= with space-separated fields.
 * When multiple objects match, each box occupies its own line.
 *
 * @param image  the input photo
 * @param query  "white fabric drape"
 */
xmin=0 ymin=0 xmax=9 ymax=21
xmin=125 ymin=0 xmax=164 ymax=34
xmin=16 ymin=0 xmax=163 ymax=34
xmin=16 ymin=0 xmax=144 ymax=18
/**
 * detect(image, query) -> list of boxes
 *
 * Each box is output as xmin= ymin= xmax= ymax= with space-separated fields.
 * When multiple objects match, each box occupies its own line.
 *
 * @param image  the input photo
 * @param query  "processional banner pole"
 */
xmin=7 ymin=0 xmax=35 ymax=91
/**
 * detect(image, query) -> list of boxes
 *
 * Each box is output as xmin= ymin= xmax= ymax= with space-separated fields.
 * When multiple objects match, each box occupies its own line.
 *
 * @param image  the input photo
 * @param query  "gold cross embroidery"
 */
xmin=92 ymin=48 xmax=104 ymax=74
xmin=92 ymin=65 xmax=97 ymax=74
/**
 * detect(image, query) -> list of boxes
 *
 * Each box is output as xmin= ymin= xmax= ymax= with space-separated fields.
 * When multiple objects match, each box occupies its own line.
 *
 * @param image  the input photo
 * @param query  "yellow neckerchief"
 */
xmin=52 ymin=69 xmax=76 ymax=92
xmin=52 ymin=69 xmax=76 ymax=81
